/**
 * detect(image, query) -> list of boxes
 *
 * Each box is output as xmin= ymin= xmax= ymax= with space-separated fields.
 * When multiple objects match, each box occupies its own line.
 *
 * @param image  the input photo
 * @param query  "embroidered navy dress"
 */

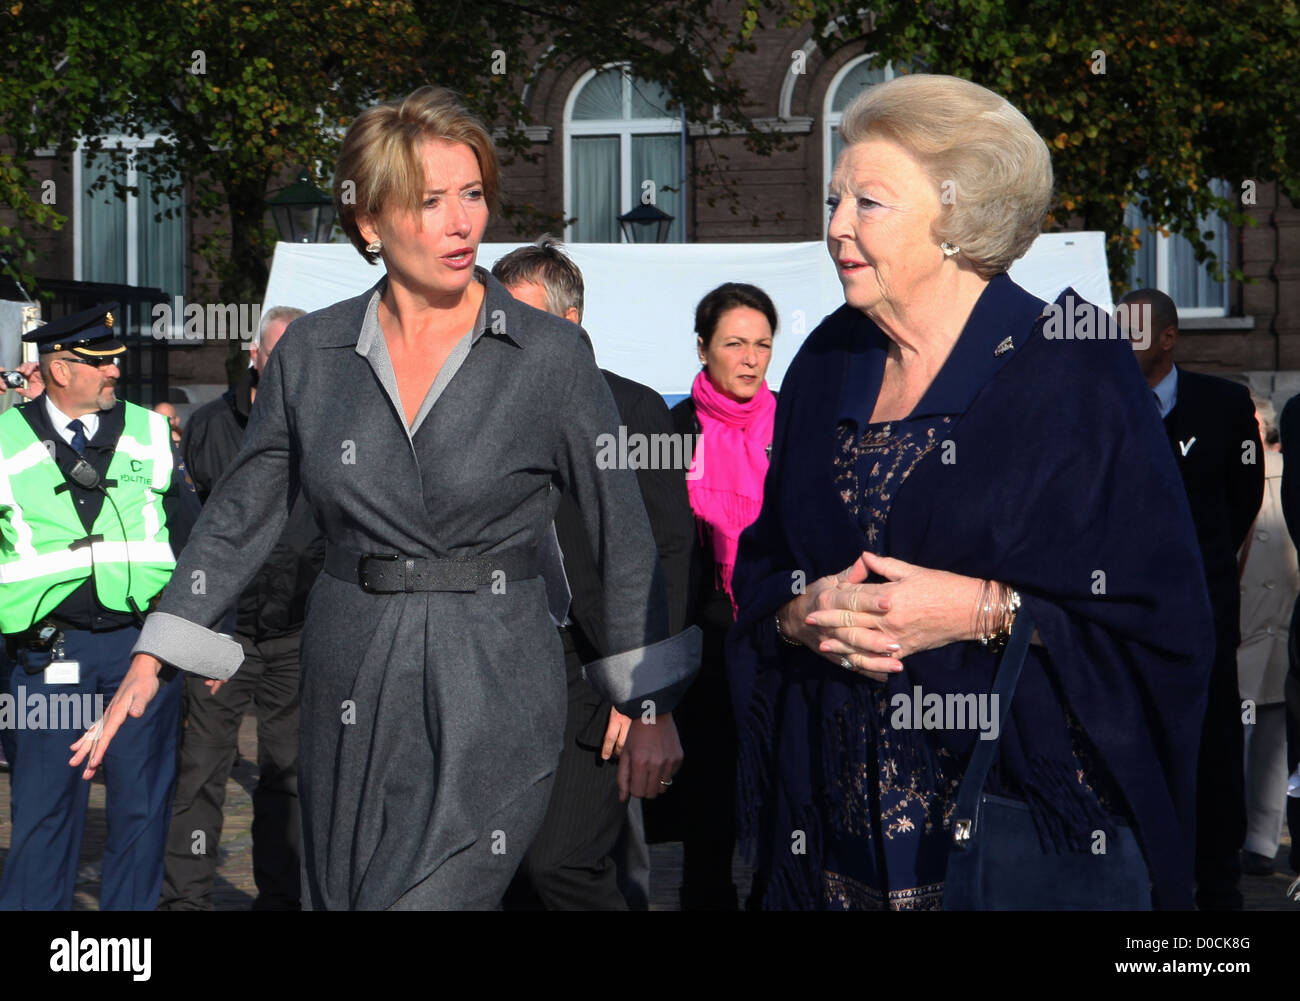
xmin=824 ymin=415 xmax=957 ymax=908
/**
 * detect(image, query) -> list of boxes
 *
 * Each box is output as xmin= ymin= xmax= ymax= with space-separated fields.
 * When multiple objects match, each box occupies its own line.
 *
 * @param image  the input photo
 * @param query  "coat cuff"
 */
xmin=583 ymin=625 xmax=702 ymax=717
xmin=132 ymin=612 xmax=245 ymax=681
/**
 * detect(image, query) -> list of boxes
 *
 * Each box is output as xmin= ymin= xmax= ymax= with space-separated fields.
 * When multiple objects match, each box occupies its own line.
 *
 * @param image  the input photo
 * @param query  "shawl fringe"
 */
xmin=1009 ymin=753 xmax=1118 ymax=854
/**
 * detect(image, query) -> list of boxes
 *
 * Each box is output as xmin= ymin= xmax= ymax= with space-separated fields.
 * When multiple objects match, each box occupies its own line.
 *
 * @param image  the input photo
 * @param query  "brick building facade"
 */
xmin=490 ymin=23 xmax=1295 ymax=388
xmin=5 ymin=15 xmax=1295 ymax=395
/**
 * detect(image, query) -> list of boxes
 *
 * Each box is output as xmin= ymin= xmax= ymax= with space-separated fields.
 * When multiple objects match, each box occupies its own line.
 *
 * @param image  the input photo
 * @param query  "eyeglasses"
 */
xmin=57 ymin=355 xmax=123 ymax=370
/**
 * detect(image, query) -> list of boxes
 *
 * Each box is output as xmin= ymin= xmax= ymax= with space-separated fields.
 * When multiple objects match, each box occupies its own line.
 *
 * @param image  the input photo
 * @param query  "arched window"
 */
xmin=565 ymin=65 xmax=684 ymax=243
xmin=823 ymin=54 xmax=900 ymax=213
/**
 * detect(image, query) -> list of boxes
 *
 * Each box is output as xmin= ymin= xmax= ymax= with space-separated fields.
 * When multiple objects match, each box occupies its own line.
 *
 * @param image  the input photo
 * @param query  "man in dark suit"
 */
xmin=1121 ymin=288 xmax=1264 ymax=910
xmin=493 ymin=237 xmax=694 ymax=909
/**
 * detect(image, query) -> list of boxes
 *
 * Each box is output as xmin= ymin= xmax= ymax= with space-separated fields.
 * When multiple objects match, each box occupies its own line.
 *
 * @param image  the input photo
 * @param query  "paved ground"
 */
xmin=0 ymin=714 xmax=1293 ymax=910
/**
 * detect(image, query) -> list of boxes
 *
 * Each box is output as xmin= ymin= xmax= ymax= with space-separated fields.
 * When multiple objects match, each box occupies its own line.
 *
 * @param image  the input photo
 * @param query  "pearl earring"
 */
xmin=365 ymin=239 xmax=383 ymax=253
xmin=941 ymin=242 xmax=960 ymax=258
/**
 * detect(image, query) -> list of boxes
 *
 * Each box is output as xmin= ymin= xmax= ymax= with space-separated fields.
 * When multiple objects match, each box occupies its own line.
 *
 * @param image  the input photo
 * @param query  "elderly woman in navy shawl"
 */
xmin=728 ymin=74 xmax=1213 ymax=911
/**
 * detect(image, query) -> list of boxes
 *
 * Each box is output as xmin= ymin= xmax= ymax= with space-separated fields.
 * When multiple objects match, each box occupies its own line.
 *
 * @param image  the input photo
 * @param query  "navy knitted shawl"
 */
xmin=727 ymin=275 xmax=1213 ymax=910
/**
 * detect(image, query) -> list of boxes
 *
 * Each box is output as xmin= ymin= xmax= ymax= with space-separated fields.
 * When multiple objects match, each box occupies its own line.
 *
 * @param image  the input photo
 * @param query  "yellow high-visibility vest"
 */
xmin=0 ymin=402 xmax=176 ymax=633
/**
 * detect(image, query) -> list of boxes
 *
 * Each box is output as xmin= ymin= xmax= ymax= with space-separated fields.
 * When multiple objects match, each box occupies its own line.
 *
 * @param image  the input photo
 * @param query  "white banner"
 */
xmin=263 ymin=233 xmax=1112 ymax=396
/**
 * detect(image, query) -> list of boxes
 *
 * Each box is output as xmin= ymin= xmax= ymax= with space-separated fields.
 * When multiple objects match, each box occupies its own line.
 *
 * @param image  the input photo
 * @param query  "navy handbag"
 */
xmin=942 ymin=611 xmax=1153 ymax=910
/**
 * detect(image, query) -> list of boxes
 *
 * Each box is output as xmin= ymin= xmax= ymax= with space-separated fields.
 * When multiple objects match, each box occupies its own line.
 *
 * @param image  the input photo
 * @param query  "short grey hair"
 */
xmin=256 ymin=305 xmax=306 ymax=345
xmin=490 ymin=235 xmax=585 ymax=322
xmin=838 ymin=73 xmax=1053 ymax=279
xmin=1250 ymin=392 xmax=1279 ymax=446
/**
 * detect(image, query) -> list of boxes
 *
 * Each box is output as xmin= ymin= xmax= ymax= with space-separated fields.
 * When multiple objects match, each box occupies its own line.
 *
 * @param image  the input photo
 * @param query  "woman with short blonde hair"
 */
xmin=729 ymin=74 xmax=1210 ymax=910
xmin=78 ymin=85 xmax=699 ymax=910
xmin=334 ymin=86 xmax=501 ymax=265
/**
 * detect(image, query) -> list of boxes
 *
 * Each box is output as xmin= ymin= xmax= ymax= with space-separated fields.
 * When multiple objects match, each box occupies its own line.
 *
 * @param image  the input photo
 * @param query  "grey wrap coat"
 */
xmin=135 ymin=269 xmax=699 ymax=909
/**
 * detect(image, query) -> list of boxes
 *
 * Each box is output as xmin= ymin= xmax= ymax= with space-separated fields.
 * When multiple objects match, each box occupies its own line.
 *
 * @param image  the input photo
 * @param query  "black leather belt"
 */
xmin=323 ymin=543 xmax=539 ymax=594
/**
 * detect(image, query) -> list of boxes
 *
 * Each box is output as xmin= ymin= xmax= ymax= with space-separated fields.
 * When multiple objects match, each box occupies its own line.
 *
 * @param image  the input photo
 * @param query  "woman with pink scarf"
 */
xmin=643 ymin=282 xmax=777 ymax=909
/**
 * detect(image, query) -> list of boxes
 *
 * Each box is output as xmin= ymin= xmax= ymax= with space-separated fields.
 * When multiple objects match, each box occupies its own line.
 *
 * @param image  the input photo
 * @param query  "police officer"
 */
xmin=0 ymin=303 xmax=198 ymax=910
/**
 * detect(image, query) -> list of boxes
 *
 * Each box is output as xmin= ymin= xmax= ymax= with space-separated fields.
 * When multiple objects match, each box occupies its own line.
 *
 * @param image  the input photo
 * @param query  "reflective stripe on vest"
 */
xmin=0 ymin=403 xmax=176 ymax=632
xmin=0 ymin=541 xmax=178 ymax=584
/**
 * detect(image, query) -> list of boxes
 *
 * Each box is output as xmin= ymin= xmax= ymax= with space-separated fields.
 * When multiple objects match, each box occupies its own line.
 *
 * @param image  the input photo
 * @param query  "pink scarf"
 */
xmin=687 ymin=368 xmax=776 ymax=612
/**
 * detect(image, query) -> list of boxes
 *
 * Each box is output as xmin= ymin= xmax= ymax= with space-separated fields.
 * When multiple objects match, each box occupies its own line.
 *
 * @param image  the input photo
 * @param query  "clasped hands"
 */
xmin=777 ymin=551 xmax=985 ymax=682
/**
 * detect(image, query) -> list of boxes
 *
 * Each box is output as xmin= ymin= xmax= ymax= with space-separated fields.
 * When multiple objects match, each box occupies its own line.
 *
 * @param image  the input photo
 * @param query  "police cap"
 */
xmin=23 ymin=302 xmax=127 ymax=357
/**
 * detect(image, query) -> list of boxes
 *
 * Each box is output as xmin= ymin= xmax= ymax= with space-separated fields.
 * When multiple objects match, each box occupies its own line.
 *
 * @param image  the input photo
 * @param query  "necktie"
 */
xmin=67 ymin=419 xmax=87 ymax=456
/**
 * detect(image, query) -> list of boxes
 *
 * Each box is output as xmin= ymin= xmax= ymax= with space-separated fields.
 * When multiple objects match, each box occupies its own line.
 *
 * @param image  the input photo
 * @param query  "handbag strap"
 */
xmin=950 ymin=608 xmax=1036 ymax=846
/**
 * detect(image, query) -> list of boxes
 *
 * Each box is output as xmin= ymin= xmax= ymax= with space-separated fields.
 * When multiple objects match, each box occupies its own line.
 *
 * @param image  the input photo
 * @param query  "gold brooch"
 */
xmin=105 ymin=311 xmax=115 ymax=328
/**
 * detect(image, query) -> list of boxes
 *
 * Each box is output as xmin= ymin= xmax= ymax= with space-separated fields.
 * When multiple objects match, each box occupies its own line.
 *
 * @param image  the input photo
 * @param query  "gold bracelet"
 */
xmin=1003 ymin=588 xmax=1022 ymax=637
xmin=774 ymin=611 xmax=802 ymax=647
xmin=982 ymin=584 xmax=1021 ymax=655
xmin=975 ymin=579 xmax=999 ymax=647
xmin=971 ymin=578 xmax=989 ymax=645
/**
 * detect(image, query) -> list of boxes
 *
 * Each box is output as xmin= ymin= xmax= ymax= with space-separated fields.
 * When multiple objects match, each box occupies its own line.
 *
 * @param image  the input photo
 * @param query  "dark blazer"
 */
xmin=1165 ymin=368 xmax=1261 ymax=908
xmin=1163 ymin=368 xmax=1264 ymax=644
xmin=554 ymin=369 xmax=695 ymax=744
xmin=670 ymin=397 xmax=748 ymax=640
xmin=644 ymin=392 xmax=778 ymax=846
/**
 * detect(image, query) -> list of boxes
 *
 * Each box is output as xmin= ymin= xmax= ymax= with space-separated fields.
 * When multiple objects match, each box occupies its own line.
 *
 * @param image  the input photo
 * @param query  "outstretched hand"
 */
xmin=69 ymin=653 xmax=163 ymax=779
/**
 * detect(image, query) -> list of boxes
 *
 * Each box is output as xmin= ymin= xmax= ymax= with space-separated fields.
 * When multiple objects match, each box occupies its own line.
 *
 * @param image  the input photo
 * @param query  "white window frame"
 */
xmin=563 ymin=64 xmax=685 ymax=243
xmin=73 ymin=134 xmax=185 ymax=291
xmin=74 ymin=134 xmax=188 ymax=343
xmin=823 ymin=54 xmax=900 ymax=236
xmin=1151 ymin=237 xmax=1228 ymax=319
xmin=1125 ymin=182 xmax=1230 ymax=319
